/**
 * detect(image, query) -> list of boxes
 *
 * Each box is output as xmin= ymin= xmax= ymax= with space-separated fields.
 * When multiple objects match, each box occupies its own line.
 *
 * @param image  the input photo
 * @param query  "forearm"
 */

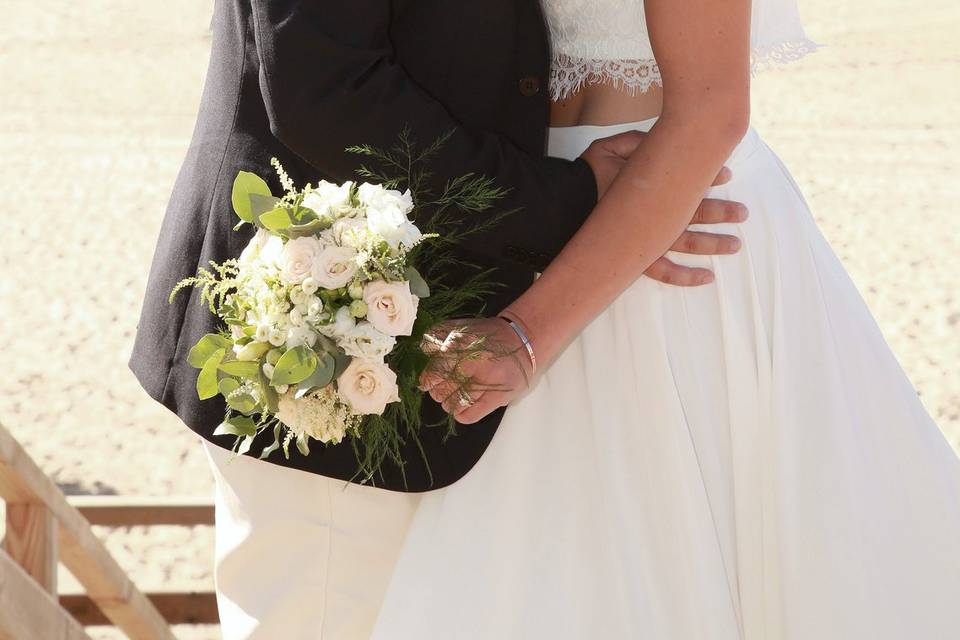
xmin=503 ymin=106 xmax=747 ymax=364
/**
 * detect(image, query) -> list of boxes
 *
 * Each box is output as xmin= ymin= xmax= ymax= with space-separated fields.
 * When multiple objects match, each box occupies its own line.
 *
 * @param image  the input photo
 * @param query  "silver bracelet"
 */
xmin=499 ymin=316 xmax=537 ymax=375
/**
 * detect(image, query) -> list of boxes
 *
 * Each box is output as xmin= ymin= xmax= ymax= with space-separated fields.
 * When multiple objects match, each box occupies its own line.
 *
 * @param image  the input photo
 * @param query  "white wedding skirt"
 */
xmin=372 ymin=118 xmax=960 ymax=639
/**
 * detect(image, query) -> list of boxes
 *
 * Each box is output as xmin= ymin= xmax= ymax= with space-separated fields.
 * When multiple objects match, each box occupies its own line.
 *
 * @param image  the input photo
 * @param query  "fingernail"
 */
xmin=730 ymin=237 xmax=742 ymax=251
xmin=701 ymin=272 xmax=715 ymax=284
xmin=737 ymin=205 xmax=749 ymax=221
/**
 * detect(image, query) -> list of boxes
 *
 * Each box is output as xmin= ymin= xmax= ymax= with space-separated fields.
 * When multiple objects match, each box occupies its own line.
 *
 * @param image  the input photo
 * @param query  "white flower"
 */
xmin=259 ymin=234 xmax=284 ymax=268
xmin=278 ymin=236 xmax=322 ymax=285
xmin=363 ymin=280 xmax=419 ymax=337
xmin=285 ymin=325 xmax=318 ymax=349
xmin=301 ymin=277 xmax=319 ymax=296
xmin=332 ymin=305 xmax=356 ymax=336
xmin=276 ymin=387 xmax=354 ymax=444
xmin=268 ymin=327 xmax=286 ymax=347
xmin=359 ymin=183 xmax=422 ymax=251
xmin=302 ymin=181 xmax=353 ymax=218
xmin=289 ymin=286 xmax=307 ymax=306
xmin=239 ymin=228 xmax=271 ymax=265
xmin=310 ymin=245 xmax=358 ymax=289
xmin=337 ymin=358 xmax=400 ymax=415
xmin=340 ymin=322 xmax=397 ymax=361
xmin=329 ymin=218 xmax=368 ymax=248
xmin=288 ymin=307 xmax=305 ymax=327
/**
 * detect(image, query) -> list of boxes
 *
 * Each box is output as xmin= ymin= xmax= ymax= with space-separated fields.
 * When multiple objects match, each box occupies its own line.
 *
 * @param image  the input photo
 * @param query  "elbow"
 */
xmin=698 ymin=93 xmax=751 ymax=150
xmin=719 ymin=96 xmax=751 ymax=144
xmin=662 ymin=87 xmax=751 ymax=151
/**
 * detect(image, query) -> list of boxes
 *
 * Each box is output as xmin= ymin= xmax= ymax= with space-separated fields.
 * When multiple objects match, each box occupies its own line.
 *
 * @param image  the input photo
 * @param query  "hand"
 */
xmin=580 ymin=129 xmax=748 ymax=287
xmin=419 ymin=317 xmax=533 ymax=425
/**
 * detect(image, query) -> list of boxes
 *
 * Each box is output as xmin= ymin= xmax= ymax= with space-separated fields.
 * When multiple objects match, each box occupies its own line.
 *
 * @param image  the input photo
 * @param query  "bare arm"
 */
xmin=425 ymin=0 xmax=753 ymax=422
xmin=502 ymin=0 xmax=753 ymax=365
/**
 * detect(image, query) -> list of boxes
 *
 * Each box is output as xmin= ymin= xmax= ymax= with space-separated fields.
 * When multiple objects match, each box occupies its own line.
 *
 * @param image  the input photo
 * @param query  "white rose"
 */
xmin=278 ymin=236 xmax=322 ymax=285
xmin=340 ymin=322 xmax=397 ymax=361
xmin=337 ymin=358 xmax=400 ymax=415
xmin=310 ymin=245 xmax=358 ymax=289
xmin=302 ymin=180 xmax=353 ymax=218
xmin=363 ymin=280 xmax=419 ymax=337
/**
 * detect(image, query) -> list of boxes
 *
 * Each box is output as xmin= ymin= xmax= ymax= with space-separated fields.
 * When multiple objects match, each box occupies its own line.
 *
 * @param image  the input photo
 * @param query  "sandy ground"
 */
xmin=0 ymin=1 xmax=957 ymax=638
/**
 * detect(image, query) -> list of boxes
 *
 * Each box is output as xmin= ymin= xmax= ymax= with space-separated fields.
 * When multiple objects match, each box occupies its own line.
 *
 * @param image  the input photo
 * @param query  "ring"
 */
xmin=457 ymin=390 xmax=472 ymax=408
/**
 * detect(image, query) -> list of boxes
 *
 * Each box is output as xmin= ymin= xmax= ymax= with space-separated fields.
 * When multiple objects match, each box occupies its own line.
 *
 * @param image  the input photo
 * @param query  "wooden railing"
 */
xmin=0 ymin=423 xmax=218 ymax=638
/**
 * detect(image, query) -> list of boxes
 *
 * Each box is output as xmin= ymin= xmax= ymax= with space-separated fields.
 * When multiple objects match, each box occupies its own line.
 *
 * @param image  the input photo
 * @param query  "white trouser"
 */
xmin=203 ymin=440 xmax=421 ymax=639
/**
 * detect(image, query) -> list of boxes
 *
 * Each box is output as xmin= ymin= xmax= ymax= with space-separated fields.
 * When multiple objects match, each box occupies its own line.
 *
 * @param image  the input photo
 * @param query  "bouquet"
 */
xmin=170 ymin=132 xmax=510 ymax=485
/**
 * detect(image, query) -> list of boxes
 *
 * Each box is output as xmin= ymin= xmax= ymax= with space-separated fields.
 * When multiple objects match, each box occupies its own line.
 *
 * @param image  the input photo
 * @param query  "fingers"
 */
xmin=712 ymin=166 xmax=733 ymax=186
xmin=453 ymin=390 xmax=487 ymax=424
xmin=455 ymin=391 xmax=512 ymax=425
xmin=691 ymin=198 xmax=748 ymax=225
xmin=671 ymin=230 xmax=741 ymax=255
xmin=645 ymin=256 xmax=715 ymax=287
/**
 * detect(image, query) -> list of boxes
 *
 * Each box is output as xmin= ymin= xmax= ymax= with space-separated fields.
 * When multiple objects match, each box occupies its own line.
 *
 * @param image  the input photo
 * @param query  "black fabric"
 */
xmin=129 ymin=0 xmax=598 ymax=492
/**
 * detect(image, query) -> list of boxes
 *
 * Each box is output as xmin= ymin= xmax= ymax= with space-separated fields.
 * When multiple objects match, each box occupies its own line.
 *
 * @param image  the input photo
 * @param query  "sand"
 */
xmin=0 ymin=1 xmax=957 ymax=638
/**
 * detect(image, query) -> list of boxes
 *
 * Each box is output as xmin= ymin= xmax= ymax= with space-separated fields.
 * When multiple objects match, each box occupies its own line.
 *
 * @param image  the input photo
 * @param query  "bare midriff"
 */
xmin=548 ymin=80 xmax=663 ymax=127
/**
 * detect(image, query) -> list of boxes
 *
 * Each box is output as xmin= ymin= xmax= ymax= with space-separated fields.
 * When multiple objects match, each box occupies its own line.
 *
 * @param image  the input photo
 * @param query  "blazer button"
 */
xmin=518 ymin=75 xmax=541 ymax=97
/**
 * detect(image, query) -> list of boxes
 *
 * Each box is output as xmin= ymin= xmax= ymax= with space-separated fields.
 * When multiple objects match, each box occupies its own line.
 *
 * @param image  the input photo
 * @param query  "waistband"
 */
xmin=547 ymin=116 xmax=762 ymax=169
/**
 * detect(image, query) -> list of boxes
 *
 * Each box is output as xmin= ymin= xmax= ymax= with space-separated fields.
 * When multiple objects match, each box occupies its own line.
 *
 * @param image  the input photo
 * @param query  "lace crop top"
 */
xmin=542 ymin=0 xmax=820 ymax=100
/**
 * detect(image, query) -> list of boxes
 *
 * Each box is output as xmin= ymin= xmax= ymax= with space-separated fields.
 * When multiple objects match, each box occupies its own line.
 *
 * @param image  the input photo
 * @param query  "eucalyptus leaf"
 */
xmin=234 ymin=340 xmax=270 ymax=362
xmin=259 ymin=207 xmax=293 ymax=231
xmin=188 ymin=334 xmax=232 ymax=368
xmin=248 ymin=193 xmax=281 ymax=219
xmin=219 ymin=360 xmax=261 ymax=379
xmin=259 ymin=424 xmax=283 ymax=460
xmin=297 ymin=351 xmax=336 ymax=393
xmin=197 ymin=348 xmax=226 ymax=400
xmin=296 ymin=433 xmax=311 ymax=457
xmin=333 ymin=350 xmax=352 ymax=380
xmin=213 ymin=415 xmax=257 ymax=438
xmin=259 ymin=370 xmax=279 ymax=413
xmin=404 ymin=266 xmax=431 ymax=298
xmin=237 ymin=434 xmax=255 ymax=456
xmin=226 ymin=392 xmax=258 ymax=415
xmin=218 ymin=377 xmax=240 ymax=397
xmin=285 ymin=218 xmax=327 ymax=239
xmin=271 ymin=346 xmax=319 ymax=386
xmin=232 ymin=171 xmax=272 ymax=222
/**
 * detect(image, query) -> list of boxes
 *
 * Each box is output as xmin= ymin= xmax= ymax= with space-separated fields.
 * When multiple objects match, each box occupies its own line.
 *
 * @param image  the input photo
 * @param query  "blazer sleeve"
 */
xmin=249 ymin=0 xmax=597 ymax=272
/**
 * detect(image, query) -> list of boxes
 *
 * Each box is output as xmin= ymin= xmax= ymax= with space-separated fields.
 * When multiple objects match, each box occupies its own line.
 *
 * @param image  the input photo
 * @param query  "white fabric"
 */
xmin=204 ymin=441 xmax=420 ymax=639
xmin=372 ymin=119 xmax=960 ymax=639
xmin=542 ymin=0 xmax=820 ymax=99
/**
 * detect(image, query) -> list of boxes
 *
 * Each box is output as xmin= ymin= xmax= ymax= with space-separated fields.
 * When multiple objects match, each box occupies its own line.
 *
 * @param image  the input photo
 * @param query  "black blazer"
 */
xmin=129 ymin=0 xmax=597 ymax=492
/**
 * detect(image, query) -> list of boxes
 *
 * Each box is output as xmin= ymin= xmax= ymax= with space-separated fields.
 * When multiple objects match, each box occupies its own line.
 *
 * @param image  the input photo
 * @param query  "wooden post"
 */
xmin=4 ymin=502 xmax=58 ymax=593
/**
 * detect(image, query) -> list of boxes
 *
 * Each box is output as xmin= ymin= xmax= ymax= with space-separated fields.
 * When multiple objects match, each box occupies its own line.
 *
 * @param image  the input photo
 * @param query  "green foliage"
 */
xmin=271 ymin=346 xmax=318 ymax=386
xmin=232 ymin=171 xmax=272 ymax=223
xmin=188 ymin=334 xmax=232 ymax=368
xmin=219 ymin=360 xmax=261 ymax=379
xmin=344 ymin=127 xmax=513 ymax=487
xmin=197 ymin=348 xmax=225 ymax=400
xmin=174 ymin=129 xmax=514 ymax=489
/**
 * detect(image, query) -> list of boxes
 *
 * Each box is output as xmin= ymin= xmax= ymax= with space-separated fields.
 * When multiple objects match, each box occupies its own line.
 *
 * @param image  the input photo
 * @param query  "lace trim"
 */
xmin=549 ymin=38 xmax=822 ymax=101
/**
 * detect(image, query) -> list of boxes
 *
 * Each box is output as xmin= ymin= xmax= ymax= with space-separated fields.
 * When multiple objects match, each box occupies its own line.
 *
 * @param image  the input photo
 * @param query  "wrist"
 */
xmin=497 ymin=310 xmax=537 ymax=376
